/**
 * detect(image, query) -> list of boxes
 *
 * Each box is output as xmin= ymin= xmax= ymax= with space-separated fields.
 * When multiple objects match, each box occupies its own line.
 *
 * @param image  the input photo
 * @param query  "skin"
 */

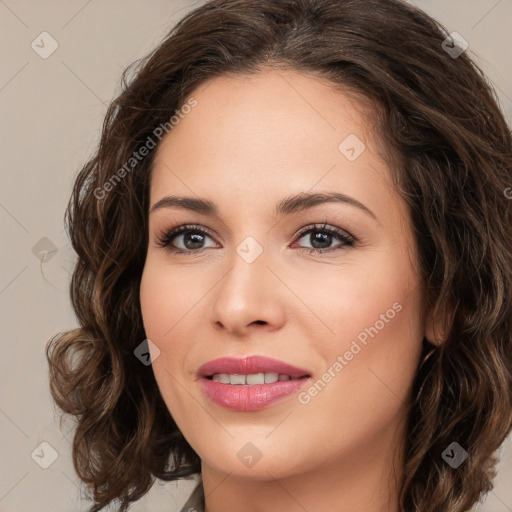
xmin=139 ymin=68 xmax=441 ymax=512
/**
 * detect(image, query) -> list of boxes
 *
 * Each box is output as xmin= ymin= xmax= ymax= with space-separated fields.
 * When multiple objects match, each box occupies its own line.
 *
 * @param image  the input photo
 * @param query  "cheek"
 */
xmin=139 ymin=261 xmax=207 ymax=388
xmin=139 ymin=261 xmax=202 ymax=340
xmin=140 ymin=270 xmax=171 ymax=341
xmin=305 ymin=271 xmax=423 ymax=423
xmin=139 ymin=265 xmax=193 ymax=421
xmin=299 ymin=252 xmax=421 ymax=350
xmin=139 ymin=263 xmax=194 ymax=402
xmin=302 ymin=248 xmax=424 ymax=401
xmin=292 ymin=291 xmax=423 ymax=466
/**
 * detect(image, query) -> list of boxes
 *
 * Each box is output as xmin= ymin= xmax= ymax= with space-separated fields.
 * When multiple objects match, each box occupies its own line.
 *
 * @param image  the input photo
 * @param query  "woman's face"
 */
xmin=140 ymin=69 xmax=430 ymax=483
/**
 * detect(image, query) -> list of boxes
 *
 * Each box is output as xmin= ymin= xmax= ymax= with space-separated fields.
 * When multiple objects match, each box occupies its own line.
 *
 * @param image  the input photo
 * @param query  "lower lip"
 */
xmin=200 ymin=377 xmax=311 ymax=411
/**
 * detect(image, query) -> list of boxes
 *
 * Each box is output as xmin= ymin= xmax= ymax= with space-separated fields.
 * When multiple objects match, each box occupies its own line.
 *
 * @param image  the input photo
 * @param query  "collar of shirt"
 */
xmin=179 ymin=480 xmax=205 ymax=512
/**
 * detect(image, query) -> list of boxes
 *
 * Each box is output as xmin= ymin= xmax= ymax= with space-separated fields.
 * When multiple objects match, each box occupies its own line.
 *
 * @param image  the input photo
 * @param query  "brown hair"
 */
xmin=46 ymin=0 xmax=512 ymax=510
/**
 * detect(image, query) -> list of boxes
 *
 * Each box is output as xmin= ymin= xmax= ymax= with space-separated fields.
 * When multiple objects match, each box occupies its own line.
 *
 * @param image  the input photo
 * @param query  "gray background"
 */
xmin=0 ymin=1 xmax=511 ymax=511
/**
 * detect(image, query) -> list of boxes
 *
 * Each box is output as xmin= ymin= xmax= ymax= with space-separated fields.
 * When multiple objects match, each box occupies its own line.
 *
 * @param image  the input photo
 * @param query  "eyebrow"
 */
xmin=150 ymin=191 xmax=377 ymax=220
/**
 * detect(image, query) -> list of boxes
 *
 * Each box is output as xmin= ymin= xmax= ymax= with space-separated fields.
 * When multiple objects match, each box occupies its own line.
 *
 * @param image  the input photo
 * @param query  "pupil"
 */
xmin=185 ymin=232 xmax=204 ymax=249
xmin=311 ymin=232 xmax=331 ymax=249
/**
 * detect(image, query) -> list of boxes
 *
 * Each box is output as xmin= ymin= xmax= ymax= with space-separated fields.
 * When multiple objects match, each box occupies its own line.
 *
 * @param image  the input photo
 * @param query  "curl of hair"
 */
xmin=46 ymin=0 xmax=512 ymax=510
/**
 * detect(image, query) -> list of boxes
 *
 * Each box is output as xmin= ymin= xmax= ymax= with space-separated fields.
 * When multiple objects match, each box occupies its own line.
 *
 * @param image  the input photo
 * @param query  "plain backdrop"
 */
xmin=0 ymin=1 xmax=511 ymax=511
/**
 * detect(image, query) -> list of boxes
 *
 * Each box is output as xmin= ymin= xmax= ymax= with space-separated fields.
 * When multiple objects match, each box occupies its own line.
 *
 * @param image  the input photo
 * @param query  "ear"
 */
xmin=424 ymin=300 xmax=453 ymax=346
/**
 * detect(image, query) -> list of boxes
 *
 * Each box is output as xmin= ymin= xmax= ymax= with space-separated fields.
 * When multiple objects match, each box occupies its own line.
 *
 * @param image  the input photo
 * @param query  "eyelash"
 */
xmin=155 ymin=222 xmax=356 ymax=256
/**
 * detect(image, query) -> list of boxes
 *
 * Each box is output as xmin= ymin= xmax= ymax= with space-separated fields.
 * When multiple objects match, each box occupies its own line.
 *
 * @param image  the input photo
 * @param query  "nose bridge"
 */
xmin=217 ymin=205 xmax=272 ymax=270
xmin=218 ymin=232 xmax=270 ymax=306
xmin=212 ymin=231 xmax=284 ymax=334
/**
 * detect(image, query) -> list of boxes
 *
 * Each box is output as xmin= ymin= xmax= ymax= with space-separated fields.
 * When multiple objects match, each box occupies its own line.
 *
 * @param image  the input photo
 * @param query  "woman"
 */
xmin=46 ymin=0 xmax=512 ymax=511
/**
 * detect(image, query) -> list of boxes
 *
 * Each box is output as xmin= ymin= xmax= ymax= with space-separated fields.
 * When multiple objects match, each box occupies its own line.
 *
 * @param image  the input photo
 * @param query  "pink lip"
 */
xmin=197 ymin=356 xmax=312 ymax=411
xmin=197 ymin=356 xmax=310 ymax=379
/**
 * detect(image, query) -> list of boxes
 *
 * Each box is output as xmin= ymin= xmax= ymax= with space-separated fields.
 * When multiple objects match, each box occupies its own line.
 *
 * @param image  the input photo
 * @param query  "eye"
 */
xmin=155 ymin=224 xmax=218 ymax=255
xmin=292 ymin=222 xmax=355 ymax=255
xmin=155 ymin=221 xmax=356 ymax=256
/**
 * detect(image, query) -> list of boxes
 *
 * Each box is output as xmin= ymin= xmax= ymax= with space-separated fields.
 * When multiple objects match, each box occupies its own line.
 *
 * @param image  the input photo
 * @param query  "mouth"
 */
xmin=205 ymin=372 xmax=309 ymax=385
xmin=197 ymin=355 xmax=311 ymax=380
xmin=197 ymin=356 xmax=312 ymax=411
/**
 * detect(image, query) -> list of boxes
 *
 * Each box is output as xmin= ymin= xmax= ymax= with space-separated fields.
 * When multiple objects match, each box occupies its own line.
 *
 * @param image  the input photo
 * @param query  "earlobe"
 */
xmin=425 ymin=323 xmax=444 ymax=346
xmin=424 ymin=301 xmax=453 ymax=346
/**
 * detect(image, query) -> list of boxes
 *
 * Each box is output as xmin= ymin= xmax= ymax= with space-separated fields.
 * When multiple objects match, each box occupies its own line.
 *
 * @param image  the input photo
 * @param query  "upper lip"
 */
xmin=197 ymin=356 xmax=311 ymax=379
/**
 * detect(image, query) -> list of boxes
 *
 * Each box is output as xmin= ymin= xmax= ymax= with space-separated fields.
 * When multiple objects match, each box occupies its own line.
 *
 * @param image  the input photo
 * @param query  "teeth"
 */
xmin=264 ymin=372 xmax=279 ymax=383
xmin=246 ymin=373 xmax=265 ymax=384
xmin=212 ymin=373 xmax=230 ymax=384
xmin=211 ymin=372 xmax=292 ymax=384
xmin=229 ymin=374 xmax=246 ymax=385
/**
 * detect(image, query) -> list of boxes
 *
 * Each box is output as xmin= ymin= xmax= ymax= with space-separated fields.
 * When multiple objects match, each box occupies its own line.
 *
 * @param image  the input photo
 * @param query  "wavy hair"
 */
xmin=46 ymin=0 xmax=512 ymax=510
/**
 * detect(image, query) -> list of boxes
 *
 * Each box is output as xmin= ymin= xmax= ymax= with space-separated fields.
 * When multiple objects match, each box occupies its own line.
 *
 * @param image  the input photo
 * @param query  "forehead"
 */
xmin=150 ymin=69 xmax=403 ymax=227
xmin=156 ymin=68 xmax=376 ymax=157
xmin=153 ymin=69 xmax=383 ymax=176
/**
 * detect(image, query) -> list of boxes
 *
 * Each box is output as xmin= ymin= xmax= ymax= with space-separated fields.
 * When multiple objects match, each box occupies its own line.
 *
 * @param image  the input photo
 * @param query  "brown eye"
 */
xmin=156 ymin=224 xmax=218 ymax=254
xmin=292 ymin=223 xmax=355 ymax=255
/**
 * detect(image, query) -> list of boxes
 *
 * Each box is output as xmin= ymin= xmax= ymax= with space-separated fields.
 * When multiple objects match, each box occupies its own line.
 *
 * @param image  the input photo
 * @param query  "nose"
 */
xmin=211 ymin=243 xmax=286 ymax=338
